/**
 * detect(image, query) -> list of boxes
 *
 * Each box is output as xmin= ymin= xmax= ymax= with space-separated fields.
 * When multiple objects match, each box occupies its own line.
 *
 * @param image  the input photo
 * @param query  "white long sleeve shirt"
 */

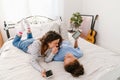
xmin=27 ymin=40 xmax=54 ymax=73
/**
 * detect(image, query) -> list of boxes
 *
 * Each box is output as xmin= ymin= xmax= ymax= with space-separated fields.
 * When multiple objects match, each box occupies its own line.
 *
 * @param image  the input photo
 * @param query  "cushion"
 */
xmin=15 ymin=19 xmax=69 ymax=40
xmin=59 ymin=22 xmax=69 ymax=40
xmin=22 ymin=20 xmax=60 ymax=39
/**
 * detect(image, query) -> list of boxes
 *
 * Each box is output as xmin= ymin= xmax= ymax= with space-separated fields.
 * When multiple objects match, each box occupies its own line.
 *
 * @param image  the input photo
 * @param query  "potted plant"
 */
xmin=70 ymin=12 xmax=83 ymax=29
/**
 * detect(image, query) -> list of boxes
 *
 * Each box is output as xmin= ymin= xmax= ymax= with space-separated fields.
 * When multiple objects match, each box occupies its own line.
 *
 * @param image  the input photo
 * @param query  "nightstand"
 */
xmin=0 ymin=30 xmax=4 ymax=48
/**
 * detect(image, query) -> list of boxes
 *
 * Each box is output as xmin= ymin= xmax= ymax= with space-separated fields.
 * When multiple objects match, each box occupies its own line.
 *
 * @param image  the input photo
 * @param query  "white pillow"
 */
xmin=59 ymin=22 xmax=69 ymax=40
xmin=22 ymin=20 xmax=61 ymax=39
xmin=21 ymin=20 xmax=69 ymax=40
xmin=49 ymin=23 xmax=60 ymax=33
xmin=49 ymin=20 xmax=69 ymax=40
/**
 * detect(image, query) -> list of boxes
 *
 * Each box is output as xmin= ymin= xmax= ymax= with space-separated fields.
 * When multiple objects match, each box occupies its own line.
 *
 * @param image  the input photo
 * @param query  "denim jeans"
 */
xmin=12 ymin=33 xmax=34 ymax=52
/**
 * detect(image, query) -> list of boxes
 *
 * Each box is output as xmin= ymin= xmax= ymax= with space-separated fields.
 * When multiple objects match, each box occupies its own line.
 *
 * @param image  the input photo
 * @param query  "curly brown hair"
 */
xmin=64 ymin=59 xmax=84 ymax=77
xmin=39 ymin=31 xmax=62 ymax=56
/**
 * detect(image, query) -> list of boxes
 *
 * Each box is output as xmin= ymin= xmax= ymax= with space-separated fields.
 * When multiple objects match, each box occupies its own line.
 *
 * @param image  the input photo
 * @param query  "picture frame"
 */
xmin=79 ymin=15 xmax=94 ymax=39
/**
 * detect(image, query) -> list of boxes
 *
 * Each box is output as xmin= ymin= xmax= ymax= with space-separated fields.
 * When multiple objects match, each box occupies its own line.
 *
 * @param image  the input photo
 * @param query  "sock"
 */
xmin=23 ymin=19 xmax=30 ymax=29
xmin=15 ymin=24 xmax=24 ymax=35
xmin=16 ymin=29 xmax=23 ymax=36
xmin=27 ymin=27 xmax=31 ymax=33
xmin=18 ymin=31 xmax=23 ymax=35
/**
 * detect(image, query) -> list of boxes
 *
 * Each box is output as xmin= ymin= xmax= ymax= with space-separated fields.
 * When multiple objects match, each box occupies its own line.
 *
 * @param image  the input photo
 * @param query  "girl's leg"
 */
xmin=23 ymin=19 xmax=33 ymax=39
xmin=27 ymin=28 xmax=33 ymax=39
xmin=12 ymin=33 xmax=22 ymax=47
xmin=13 ymin=21 xmax=25 ymax=47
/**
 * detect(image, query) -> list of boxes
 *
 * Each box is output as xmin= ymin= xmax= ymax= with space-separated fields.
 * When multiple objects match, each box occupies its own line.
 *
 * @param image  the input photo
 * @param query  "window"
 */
xmin=2 ymin=0 xmax=64 ymax=22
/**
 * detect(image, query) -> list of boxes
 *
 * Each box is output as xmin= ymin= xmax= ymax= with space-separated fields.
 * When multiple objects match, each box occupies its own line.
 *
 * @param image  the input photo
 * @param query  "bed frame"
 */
xmin=4 ymin=16 xmax=55 ymax=39
xmin=4 ymin=15 xmax=94 ymax=40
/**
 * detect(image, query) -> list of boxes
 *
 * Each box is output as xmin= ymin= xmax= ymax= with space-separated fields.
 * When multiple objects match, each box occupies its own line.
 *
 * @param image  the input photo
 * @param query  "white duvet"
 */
xmin=0 ymin=37 xmax=120 ymax=80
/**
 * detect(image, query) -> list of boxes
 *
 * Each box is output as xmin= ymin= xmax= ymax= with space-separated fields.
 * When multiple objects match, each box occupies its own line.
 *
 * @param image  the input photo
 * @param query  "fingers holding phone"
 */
xmin=46 ymin=70 xmax=53 ymax=79
xmin=41 ymin=70 xmax=46 ymax=77
xmin=41 ymin=70 xmax=53 ymax=79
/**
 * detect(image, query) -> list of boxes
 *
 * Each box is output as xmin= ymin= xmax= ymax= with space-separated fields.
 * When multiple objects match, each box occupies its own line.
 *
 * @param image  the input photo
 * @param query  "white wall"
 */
xmin=81 ymin=0 xmax=120 ymax=53
xmin=63 ymin=0 xmax=82 ymax=23
xmin=64 ymin=0 xmax=120 ymax=53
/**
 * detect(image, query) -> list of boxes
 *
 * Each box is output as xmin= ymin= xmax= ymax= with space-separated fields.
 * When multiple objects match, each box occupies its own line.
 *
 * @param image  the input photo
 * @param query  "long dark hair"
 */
xmin=40 ymin=31 xmax=62 ymax=56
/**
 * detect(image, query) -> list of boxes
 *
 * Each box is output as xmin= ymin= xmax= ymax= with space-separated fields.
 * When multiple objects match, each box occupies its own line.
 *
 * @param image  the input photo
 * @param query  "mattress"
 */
xmin=0 ymin=36 xmax=120 ymax=80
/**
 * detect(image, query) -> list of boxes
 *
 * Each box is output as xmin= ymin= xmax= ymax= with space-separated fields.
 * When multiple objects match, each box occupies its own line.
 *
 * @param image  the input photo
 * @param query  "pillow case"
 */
xmin=15 ymin=19 xmax=69 ymax=40
xmin=59 ymin=22 xmax=69 ymax=40
xmin=21 ymin=20 xmax=60 ymax=39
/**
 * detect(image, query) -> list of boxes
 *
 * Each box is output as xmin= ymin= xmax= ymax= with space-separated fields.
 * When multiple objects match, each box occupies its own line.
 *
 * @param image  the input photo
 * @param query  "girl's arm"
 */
xmin=29 ymin=47 xmax=44 ymax=73
xmin=30 ymin=57 xmax=46 ymax=77
xmin=45 ymin=52 xmax=56 ymax=63
xmin=45 ymin=47 xmax=58 ymax=63
xmin=28 ymin=40 xmax=46 ymax=76
xmin=30 ymin=57 xmax=44 ymax=72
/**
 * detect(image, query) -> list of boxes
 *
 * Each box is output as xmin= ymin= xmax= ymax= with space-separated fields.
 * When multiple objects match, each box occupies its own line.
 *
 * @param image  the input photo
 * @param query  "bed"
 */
xmin=1 ymin=16 xmax=120 ymax=80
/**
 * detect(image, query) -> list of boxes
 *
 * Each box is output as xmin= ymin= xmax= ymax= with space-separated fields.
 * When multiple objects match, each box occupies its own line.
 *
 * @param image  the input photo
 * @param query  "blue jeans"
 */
xmin=12 ymin=33 xmax=34 ymax=52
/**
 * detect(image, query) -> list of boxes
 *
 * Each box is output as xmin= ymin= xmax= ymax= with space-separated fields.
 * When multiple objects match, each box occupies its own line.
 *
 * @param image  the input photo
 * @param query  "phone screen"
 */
xmin=72 ymin=30 xmax=81 ymax=40
xmin=46 ymin=70 xmax=53 ymax=78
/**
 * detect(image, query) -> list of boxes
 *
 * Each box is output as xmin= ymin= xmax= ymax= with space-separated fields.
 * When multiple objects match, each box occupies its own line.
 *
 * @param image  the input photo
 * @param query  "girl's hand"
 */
xmin=52 ymin=47 xmax=58 ymax=54
xmin=41 ymin=70 xmax=46 ymax=77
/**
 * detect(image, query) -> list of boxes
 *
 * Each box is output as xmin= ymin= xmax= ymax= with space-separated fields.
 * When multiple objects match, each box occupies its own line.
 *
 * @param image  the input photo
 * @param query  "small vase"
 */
xmin=74 ymin=26 xmax=80 ymax=31
xmin=69 ymin=23 xmax=80 ymax=32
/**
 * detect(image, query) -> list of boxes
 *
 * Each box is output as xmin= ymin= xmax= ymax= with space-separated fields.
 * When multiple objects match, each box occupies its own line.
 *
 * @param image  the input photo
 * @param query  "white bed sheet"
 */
xmin=0 ymin=36 xmax=120 ymax=80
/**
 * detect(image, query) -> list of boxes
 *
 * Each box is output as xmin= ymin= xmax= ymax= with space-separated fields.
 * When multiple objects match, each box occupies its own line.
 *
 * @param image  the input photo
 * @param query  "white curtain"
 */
xmin=28 ymin=0 xmax=64 ymax=19
xmin=2 ymin=0 xmax=64 ymax=22
xmin=2 ymin=0 xmax=28 ymax=22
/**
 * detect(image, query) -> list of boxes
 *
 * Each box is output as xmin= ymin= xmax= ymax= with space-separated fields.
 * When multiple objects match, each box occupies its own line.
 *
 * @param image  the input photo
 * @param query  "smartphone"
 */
xmin=46 ymin=70 xmax=53 ymax=78
xmin=72 ymin=30 xmax=81 ymax=40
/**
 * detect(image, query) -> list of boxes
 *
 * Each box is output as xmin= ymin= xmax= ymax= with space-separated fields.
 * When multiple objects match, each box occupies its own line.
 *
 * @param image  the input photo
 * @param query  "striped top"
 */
xmin=27 ymin=40 xmax=55 ymax=72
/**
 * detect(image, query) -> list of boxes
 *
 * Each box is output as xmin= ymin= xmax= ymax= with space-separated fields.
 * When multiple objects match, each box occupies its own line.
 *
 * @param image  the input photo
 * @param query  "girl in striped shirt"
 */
xmin=12 ymin=21 xmax=62 ymax=77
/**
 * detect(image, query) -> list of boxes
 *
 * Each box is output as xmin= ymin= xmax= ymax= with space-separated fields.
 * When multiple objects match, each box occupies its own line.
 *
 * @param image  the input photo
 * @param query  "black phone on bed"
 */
xmin=46 ymin=70 xmax=53 ymax=78
xmin=72 ymin=30 xmax=81 ymax=40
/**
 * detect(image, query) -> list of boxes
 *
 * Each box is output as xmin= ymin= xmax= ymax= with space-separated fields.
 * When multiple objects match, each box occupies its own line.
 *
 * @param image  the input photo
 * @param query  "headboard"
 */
xmin=4 ymin=16 xmax=54 ymax=39
xmin=4 ymin=15 xmax=94 ymax=40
